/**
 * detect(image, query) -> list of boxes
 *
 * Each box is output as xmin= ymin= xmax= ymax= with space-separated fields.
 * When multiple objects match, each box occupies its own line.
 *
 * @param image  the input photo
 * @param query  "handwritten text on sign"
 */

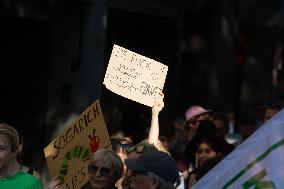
xmin=44 ymin=99 xmax=111 ymax=189
xmin=103 ymin=44 xmax=168 ymax=107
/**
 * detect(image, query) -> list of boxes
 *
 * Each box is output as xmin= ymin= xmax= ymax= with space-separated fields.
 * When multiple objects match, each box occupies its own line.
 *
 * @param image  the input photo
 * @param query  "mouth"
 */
xmin=199 ymin=158 xmax=207 ymax=164
xmin=89 ymin=177 xmax=106 ymax=183
xmin=89 ymin=180 xmax=104 ymax=187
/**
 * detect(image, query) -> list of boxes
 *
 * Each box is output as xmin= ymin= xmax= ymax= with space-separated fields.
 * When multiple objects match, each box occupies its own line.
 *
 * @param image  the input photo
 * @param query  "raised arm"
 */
xmin=147 ymin=92 xmax=164 ymax=145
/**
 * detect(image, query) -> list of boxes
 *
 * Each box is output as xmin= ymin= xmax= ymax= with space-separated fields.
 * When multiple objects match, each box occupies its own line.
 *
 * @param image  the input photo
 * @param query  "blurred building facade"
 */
xmin=0 ymin=0 xmax=283 ymax=177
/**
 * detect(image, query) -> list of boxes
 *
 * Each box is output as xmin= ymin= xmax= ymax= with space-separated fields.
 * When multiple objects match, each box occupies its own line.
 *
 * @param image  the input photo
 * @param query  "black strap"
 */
xmin=27 ymin=168 xmax=34 ymax=175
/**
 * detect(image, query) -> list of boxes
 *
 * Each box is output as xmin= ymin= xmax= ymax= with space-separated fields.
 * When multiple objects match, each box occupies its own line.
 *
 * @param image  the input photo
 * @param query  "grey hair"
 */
xmin=0 ymin=123 xmax=20 ymax=152
xmin=145 ymin=172 xmax=175 ymax=189
xmin=90 ymin=149 xmax=123 ymax=181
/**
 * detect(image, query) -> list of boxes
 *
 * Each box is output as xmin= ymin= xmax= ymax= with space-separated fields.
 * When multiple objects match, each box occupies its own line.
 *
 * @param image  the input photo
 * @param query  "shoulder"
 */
xmin=17 ymin=172 xmax=42 ymax=188
xmin=22 ymin=165 xmax=42 ymax=181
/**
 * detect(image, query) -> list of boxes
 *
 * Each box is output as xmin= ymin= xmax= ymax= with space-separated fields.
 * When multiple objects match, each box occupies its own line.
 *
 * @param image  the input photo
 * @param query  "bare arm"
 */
xmin=147 ymin=92 xmax=164 ymax=145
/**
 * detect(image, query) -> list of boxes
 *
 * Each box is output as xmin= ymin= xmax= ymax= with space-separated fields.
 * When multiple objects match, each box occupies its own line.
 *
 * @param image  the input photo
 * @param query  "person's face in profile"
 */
xmin=158 ymin=136 xmax=169 ymax=150
xmin=174 ymin=122 xmax=186 ymax=138
xmin=0 ymin=134 xmax=17 ymax=173
xmin=263 ymin=108 xmax=279 ymax=123
xmin=187 ymin=114 xmax=209 ymax=130
xmin=213 ymin=119 xmax=228 ymax=137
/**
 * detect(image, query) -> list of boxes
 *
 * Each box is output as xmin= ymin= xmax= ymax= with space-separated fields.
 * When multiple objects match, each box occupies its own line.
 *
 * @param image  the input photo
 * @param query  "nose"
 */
xmin=199 ymin=152 xmax=206 ymax=159
xmin=94 ymin=169 xmax=101 ymax=177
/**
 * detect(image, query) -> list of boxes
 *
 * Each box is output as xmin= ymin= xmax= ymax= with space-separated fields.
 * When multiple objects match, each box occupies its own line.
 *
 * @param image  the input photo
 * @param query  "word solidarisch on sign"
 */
xmin=104 ymin=44 xmax=168 ymax=107
xmin=44 ymin=99 xmax=111 ymax=189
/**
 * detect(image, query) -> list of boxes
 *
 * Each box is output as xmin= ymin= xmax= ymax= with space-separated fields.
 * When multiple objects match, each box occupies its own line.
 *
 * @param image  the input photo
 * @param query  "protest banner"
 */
xmin=44 ymin=99 xmax=111 ymax=189
xmin=192 ymin=108 xmax=284 ymax=189
xmin=103 ymin=44 xmax=168 ymax=107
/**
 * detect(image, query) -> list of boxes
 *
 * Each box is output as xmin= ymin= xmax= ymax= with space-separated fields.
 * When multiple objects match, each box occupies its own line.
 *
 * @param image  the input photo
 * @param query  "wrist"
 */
xmin=152 ymin=111 xmax=160 ymax=116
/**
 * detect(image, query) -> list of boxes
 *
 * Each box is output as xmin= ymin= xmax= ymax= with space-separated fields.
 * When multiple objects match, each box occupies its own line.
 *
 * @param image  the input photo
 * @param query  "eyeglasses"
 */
xmin=111 ymin=139 xmax=132 ymax=152
xmin=119 ymin=143 xmax=132 ymax=152
xmin=127 ymin=145 xmax=147 ymax=154
xmin=88 ymin=165 xmax=111 ymax=177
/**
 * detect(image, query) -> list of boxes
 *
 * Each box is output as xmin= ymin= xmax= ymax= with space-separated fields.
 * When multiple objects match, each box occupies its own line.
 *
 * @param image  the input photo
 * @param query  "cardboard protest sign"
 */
xmin=44 ymin=99 xmax=111 ymax=189
xmin=192 ymin=108 xmax=284 ymax=189
xmin=103 ymin=44 xmax=168 ymax=107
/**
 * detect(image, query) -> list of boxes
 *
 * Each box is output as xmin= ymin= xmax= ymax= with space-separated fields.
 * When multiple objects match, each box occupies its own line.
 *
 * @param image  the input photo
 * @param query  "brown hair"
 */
xmin=0 ymin=123 xmax=20 ymax=152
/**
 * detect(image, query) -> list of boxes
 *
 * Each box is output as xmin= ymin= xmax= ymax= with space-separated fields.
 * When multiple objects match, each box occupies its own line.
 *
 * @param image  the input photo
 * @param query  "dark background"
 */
xmin=0 ymin=0 xmax=283 ymax=177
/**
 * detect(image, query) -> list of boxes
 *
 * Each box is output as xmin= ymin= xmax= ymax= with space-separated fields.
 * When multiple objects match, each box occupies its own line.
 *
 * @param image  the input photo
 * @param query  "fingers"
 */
xmin=49 ymin=176 xmax=63 ymax=189
xmin=159 ymin=91 xmax=164 ymax=98
xmin=154 ymin=90 xmax=164 ymax=104
xmin=152 ymin=91 xmax=164 ymax=113
xmin=156 ymin=91 xmax=164 ymax=101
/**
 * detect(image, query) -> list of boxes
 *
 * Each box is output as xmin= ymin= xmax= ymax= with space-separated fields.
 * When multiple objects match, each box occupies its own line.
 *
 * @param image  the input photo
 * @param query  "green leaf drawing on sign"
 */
xmin=221 ymin=138 xmax=284 ymax=189
xmin=59 ymin=145 xmax=90 ymax=181
xmin=243 ymin=169 xmax=276 ymax=189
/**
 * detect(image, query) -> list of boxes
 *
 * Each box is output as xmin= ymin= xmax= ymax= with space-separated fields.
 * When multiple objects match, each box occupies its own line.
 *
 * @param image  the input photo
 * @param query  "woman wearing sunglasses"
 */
xmin=110 ymin=138 xmax=133 ymax=189
xmin=49 ymin=149 xmax=123 ymax=189
xmin=86 ymin=149 xmax=124 ymax=189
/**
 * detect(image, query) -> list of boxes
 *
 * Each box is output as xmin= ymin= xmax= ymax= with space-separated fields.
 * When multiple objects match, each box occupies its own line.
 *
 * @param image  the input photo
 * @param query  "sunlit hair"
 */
xmin=0 ymin=123 xmax=20 ymax=152
xmin=90 ymin=149 xmax=123 ymax=181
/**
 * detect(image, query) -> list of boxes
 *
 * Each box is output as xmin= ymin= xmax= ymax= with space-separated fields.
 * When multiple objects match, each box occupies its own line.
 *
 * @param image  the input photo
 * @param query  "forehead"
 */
xmin=91 ymin=159 xmax=112 ymax=169
xmin=199 ymin=143 xmax=211 ymax=149
xmin=0 ymin=134 xmax=10 ymax=146
xmin=191 ymin=114 xmax=208 ymax=121
xmin=265 ymin=108 xmax=278 ymax=115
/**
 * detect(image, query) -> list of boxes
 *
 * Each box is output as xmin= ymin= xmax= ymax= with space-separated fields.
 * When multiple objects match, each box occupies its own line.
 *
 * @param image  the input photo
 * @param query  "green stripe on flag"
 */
xmin=221 ymin=138 xmax=284 ymax=189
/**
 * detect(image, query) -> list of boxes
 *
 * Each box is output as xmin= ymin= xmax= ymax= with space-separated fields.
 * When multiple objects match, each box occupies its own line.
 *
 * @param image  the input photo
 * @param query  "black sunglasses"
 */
xmin=120 ymin=143 xmax=132 ymax=151
xmin=111 ymin=139 xmax=132 ymax=152
xmin=88 ymin=165 xmax=111 ymax=177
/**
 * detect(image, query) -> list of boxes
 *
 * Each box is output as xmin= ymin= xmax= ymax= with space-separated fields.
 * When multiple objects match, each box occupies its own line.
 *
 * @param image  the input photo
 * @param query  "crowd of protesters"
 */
xmin=0 ymin=92 xmax=282 ymax=188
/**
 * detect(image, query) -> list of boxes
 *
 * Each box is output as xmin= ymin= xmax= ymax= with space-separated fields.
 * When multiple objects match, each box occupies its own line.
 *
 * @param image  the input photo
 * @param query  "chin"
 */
xmin=89 ymin=180 xmax=109 ymax=189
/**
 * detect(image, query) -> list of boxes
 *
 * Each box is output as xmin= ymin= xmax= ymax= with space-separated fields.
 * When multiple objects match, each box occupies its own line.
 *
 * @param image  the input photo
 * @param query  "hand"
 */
xmin=152 ymin=92 xmax=164 ymax=115
xmin=49 ymin=176 xmax=63 ymax=189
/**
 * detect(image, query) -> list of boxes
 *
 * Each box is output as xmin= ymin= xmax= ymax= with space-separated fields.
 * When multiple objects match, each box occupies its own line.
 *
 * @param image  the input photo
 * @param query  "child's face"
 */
xmin=198 ymin=143 xmax=217 ymax=166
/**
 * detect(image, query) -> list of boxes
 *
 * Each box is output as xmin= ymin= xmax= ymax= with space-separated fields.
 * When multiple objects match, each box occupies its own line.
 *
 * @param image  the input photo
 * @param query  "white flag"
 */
xmin=192 ymin=109 xmax=284 ymax=189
